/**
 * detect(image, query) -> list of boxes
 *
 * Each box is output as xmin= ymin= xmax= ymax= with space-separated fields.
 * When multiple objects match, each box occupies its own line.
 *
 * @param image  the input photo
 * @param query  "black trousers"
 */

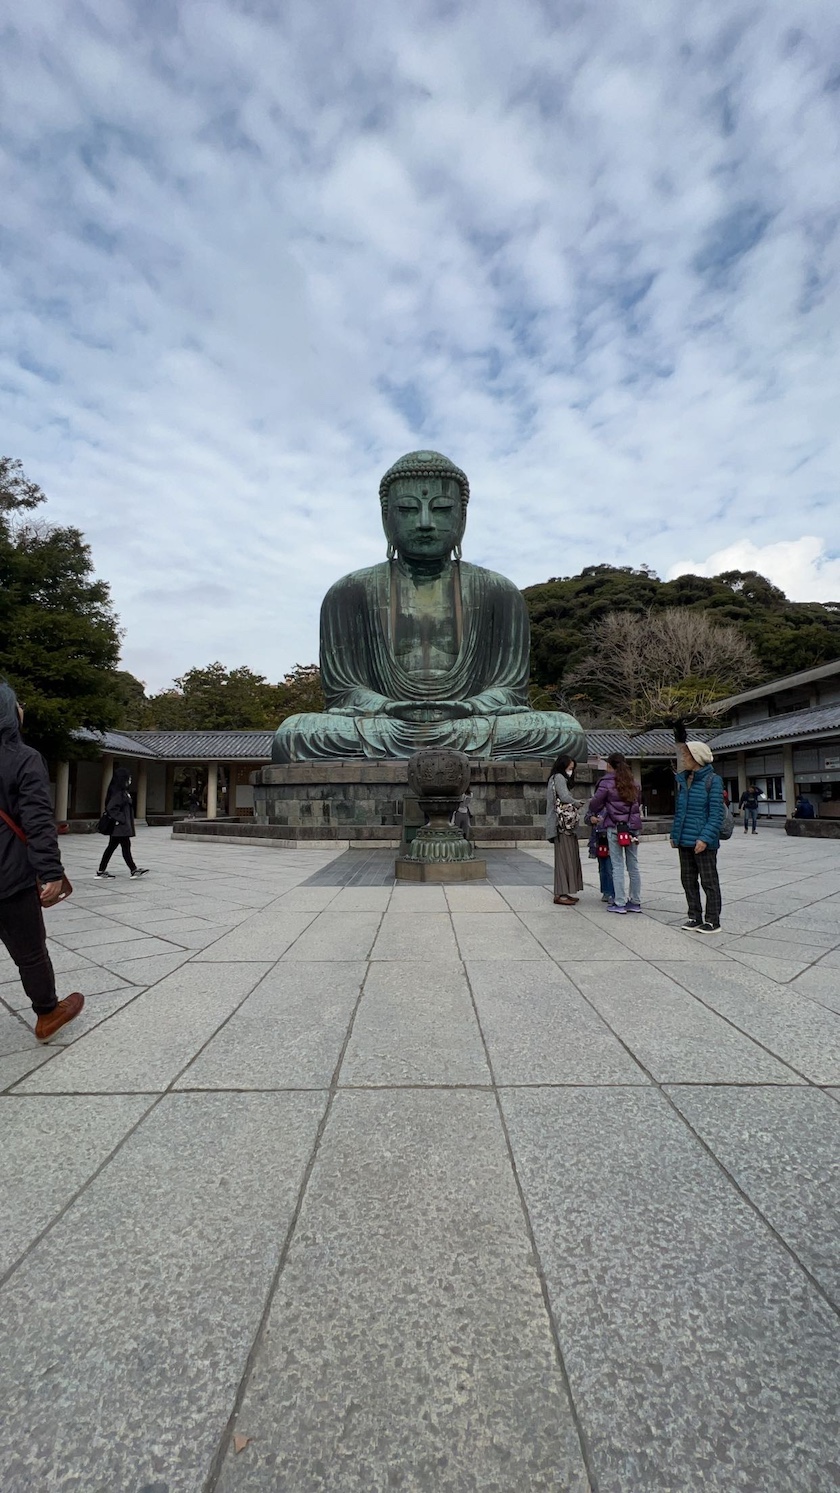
xmin=98 ymin=836 xmax=136 ymax=873
xmin=678 ymin=846 xmax=722 ymax=925
xmin=0 ymin=885 xmax=58 ymax=1015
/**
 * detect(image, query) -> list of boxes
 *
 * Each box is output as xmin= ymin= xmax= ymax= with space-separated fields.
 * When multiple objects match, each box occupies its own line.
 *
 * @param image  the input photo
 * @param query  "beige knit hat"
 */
xmin=685 ymin=740 xmax=713 ymax=766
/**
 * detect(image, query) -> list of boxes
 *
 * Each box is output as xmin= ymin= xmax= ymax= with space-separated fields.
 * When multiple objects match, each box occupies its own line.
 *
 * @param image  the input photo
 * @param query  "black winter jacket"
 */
xmin=0 ymin=723 xmax=65 ymax=899
xmin=104 ymin=785 xmax=135 ymax=838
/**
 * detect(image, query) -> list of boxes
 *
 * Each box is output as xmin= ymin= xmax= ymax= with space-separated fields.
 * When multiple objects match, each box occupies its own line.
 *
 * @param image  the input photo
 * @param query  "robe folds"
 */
xmin=272 ymin=560 xmax=586 ymax=762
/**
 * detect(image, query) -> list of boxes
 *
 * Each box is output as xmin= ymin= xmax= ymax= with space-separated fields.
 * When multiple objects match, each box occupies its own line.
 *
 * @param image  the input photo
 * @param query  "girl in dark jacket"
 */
xmin=0 ymin=680 xmax=84 ymax=1040
xmin=588 ymin=753 xmax=643 ymax=915
xmin=96 ymin=766 xmax=148 ymax=878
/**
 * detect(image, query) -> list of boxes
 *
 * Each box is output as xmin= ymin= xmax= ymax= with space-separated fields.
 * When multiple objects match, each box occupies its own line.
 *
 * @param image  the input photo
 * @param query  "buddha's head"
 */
xmin=379 ymin=450 xmax=469 ymax=563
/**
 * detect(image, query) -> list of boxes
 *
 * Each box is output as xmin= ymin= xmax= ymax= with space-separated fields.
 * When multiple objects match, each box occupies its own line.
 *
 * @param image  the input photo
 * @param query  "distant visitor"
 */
xmin=272 ymin=450 xmax=585 ymax=762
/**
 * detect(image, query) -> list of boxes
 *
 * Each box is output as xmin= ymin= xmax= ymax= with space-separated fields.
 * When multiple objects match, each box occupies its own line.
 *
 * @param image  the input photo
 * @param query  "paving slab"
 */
xmin=724 ymin=949 xmax=815 ymax=984
xmin=667 ymin=1085 xmax=840 ymax=1305
xmin=451 ymin=911 xmax=551 ymax=961
xmin=191 ymin=910 xmax=318 ymax=961
xmin=0 ymin=1092 xmax=324 ymax=1493
xmin=1 ymin=964 xmax=133 ymax=1010
xmin=467 ymin=960 xmax=647 ymax=1086
xmin=0 ymin=1007 xmax=39 ymax=1059
xmin=215 ymin=1090 xmax=589 ymax=1492
xmin=578 ymin=906 xmax=728 ymax=960
xmin=566 ymin=962 xmax=798 ymax=1084
xmin=16 ymin=963 xmax=271 ymax=1093
xmin=178 ymin=962 xmax=365 ymax=1090
xmin=444 ymin=884 xmax=510 ymax=911
xmin=281 ymin=910 xmax=383 ymax=962
xmin=0 ymin=1048 xmax=54 ymax=1091
xmin=342 ymin=963 xmax=490 ymax=1086
xmin=656 ymin=960 xmax=840 ymax=1085
xmin=274 ymin=885 xmax=341 ymax=911
xmin=369 ymin=910 xmax=461 ymax=963
xmin=327 ymin=885 xmax=393 ymax=912
xmin=102 ymin=948 xmax=191 ymax=984
xmin=0 ymin=1094 xmax=153 ymax=1275
xmin=788 ymin=965 xmax=840 ymax=1015
xmin=503 ymin=1087 xmax=840 ymax=1491
xmin=70 ymin=933 xmax=187 ymax=964
xmin=519 ymin=909 xmax=641 ymax=961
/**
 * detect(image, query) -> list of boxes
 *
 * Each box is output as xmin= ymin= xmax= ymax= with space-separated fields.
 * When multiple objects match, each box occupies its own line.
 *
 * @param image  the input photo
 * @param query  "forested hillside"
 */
xmin=525 ymin=565 xmax=840 ymax=712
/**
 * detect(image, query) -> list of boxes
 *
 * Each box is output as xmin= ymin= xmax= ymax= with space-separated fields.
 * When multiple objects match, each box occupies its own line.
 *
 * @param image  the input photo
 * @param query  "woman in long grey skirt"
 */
xmin=546 ymin=755 xmax=584 ymax=905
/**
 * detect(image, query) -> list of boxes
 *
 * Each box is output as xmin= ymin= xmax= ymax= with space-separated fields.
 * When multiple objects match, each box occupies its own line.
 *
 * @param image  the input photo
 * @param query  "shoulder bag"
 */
xmin=553 ymin=779 xmax=579 ymax=834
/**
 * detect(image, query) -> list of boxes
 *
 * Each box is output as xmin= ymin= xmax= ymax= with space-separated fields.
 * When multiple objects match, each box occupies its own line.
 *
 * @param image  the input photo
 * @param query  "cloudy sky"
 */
xmin=3 ymin=0 xmax=840 ymax=689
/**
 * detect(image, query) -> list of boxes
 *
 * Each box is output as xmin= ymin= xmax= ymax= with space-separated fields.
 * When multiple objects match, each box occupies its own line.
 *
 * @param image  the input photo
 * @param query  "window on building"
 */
xmin=764 ymin=776 xmax=784 ymax=802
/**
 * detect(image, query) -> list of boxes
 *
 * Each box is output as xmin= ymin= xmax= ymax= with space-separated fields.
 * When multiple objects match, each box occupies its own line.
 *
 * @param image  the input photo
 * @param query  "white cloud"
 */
xmin=667 ymin=536 xmax=840 ymax=602
xmin=2 ymin=1 xmax=840 ymax=687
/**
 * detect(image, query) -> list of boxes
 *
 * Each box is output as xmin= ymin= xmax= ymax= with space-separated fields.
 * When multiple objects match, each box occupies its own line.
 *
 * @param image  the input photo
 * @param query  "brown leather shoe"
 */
xmin=35 ymin=992 xmax=84 ymax=1042
xmin=554 ymin=895 xmax=579 ymax=906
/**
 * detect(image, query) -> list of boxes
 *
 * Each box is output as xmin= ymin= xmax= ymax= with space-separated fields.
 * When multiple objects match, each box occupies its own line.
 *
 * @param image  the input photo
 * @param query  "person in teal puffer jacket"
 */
xmin=671 ymin=738 xmax=725 ymax=933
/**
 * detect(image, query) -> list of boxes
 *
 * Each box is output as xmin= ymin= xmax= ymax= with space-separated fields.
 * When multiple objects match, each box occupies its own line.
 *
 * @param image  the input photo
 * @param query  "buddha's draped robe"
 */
xmin=272 ymin=560 xmax=586 ymax=762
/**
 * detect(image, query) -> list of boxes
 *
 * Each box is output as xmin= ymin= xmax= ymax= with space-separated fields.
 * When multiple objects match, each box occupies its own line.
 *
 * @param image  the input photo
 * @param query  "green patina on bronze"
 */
xmin=272 ymin=450 xmax=585 ymax=762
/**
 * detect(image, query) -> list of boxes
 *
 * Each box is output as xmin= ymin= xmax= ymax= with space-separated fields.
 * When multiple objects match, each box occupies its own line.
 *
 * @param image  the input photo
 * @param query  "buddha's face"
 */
xmin=385 ymin=476 xmax=464 ymax=562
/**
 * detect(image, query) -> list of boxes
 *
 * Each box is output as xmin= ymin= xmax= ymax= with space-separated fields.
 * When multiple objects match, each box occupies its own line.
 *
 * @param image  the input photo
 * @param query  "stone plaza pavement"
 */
xmin=1 ymin=830 xmax=840 ymax=1492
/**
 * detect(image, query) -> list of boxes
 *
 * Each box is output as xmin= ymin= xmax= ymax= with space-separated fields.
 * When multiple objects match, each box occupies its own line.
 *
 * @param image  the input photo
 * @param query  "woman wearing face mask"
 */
xmin=546 ymin=755 xmax=584 ymax=906
xmin=96 ymin=766 xmax=149 ymax=878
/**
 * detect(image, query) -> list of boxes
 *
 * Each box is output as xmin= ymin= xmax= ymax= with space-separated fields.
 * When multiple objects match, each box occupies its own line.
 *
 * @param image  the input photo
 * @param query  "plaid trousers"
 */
xmin=678 ymin=846 xmax=722 ymax=925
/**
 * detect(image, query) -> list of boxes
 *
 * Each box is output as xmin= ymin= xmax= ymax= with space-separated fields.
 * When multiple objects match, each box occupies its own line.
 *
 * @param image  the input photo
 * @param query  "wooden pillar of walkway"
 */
xmin=206 ymin=761 xmax=218 ymax=820
xmin=737 ymin=752 xmax=747 ymax=799
xmin=54 ymin=760 xmax=70 ymax=824
xmin=783 ymin=743 xmax=796 ymax=819
xmin=136 ymin=761 xmax=148 ymax=824
xmin=100 ymin=754 xmax=114 ymax=813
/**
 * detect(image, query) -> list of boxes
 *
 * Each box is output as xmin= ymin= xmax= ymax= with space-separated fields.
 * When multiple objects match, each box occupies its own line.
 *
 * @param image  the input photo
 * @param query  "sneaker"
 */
xmin=681 ymin=918 xmax=701 ymax=930
xmin=35 ymin=992 xmax=84 ymax=1042
xmin=625 ymin=902 xmax=642 ymax=914
xmin=695 ymin=921 xmax=722 ymax=934
xmin=130 ymin=868 xmax=149 ymax=877
xmin=607 ymin=902 xmax=627 ymax=914
xmin=600 ymin=893 xmax=612 ymax=902
xmin=95 ymin=870 xmax=115 ymax=878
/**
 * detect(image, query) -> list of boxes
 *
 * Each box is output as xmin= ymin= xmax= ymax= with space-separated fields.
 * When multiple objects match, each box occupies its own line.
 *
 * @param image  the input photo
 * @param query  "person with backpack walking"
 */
xmin=587 ymin=753 xmax=643 ymax=914
xmin=96 ymin=766 xmax=149 ymax=878
xmin=671 ymin=732 xmax=728 ymax=933
xmin=0 ymin=680 xmax=85 ymax=1041
xmin=546 ymin=755 xmax=584 ymax=906
xmin=739 ymin=782 xmax=762 ymax=833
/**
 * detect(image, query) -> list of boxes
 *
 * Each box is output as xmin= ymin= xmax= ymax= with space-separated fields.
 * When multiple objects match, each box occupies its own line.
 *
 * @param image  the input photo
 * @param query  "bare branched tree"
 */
xmin=566 ymin=608 xmax=760 ymax=727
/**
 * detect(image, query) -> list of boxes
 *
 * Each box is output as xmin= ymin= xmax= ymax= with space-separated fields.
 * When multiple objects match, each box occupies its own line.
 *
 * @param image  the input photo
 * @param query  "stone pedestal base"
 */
xmin=251 ymin=758 xmax=596 ymax=840
xmin=394 ymin=856 xmax=488 ymax=882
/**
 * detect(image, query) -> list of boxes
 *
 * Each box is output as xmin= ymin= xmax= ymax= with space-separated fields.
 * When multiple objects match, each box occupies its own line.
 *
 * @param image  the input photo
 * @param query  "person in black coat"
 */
xmin=0 ymin=680 xmax=84 ymax=1041
xmin=96 ymin=766 xmax=148 ymax=878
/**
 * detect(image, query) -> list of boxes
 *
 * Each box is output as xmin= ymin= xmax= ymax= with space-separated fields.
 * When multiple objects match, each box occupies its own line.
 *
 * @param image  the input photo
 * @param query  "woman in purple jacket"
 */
xmin=587 ymin=753 xmax=643 ymax=915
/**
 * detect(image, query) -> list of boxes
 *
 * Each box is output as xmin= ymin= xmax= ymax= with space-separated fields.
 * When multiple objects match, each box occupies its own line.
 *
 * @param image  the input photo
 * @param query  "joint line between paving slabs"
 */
xmin=450 ymin=910 xmax=600 ymax=1493
xmin=202 ymin=906 xmax=386 ymax=1493
xmin=556 ymin=963 xmax=840 ymax=1326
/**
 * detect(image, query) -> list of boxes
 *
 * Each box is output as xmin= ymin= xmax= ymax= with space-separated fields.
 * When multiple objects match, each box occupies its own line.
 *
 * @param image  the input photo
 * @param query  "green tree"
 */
xmin=524 ymin=564 xmax=840 ymax=705
xmin=0 ymin=457 xmax=125 ymax=757
xmin=139 ymin=662 xmax=324 ymax=730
